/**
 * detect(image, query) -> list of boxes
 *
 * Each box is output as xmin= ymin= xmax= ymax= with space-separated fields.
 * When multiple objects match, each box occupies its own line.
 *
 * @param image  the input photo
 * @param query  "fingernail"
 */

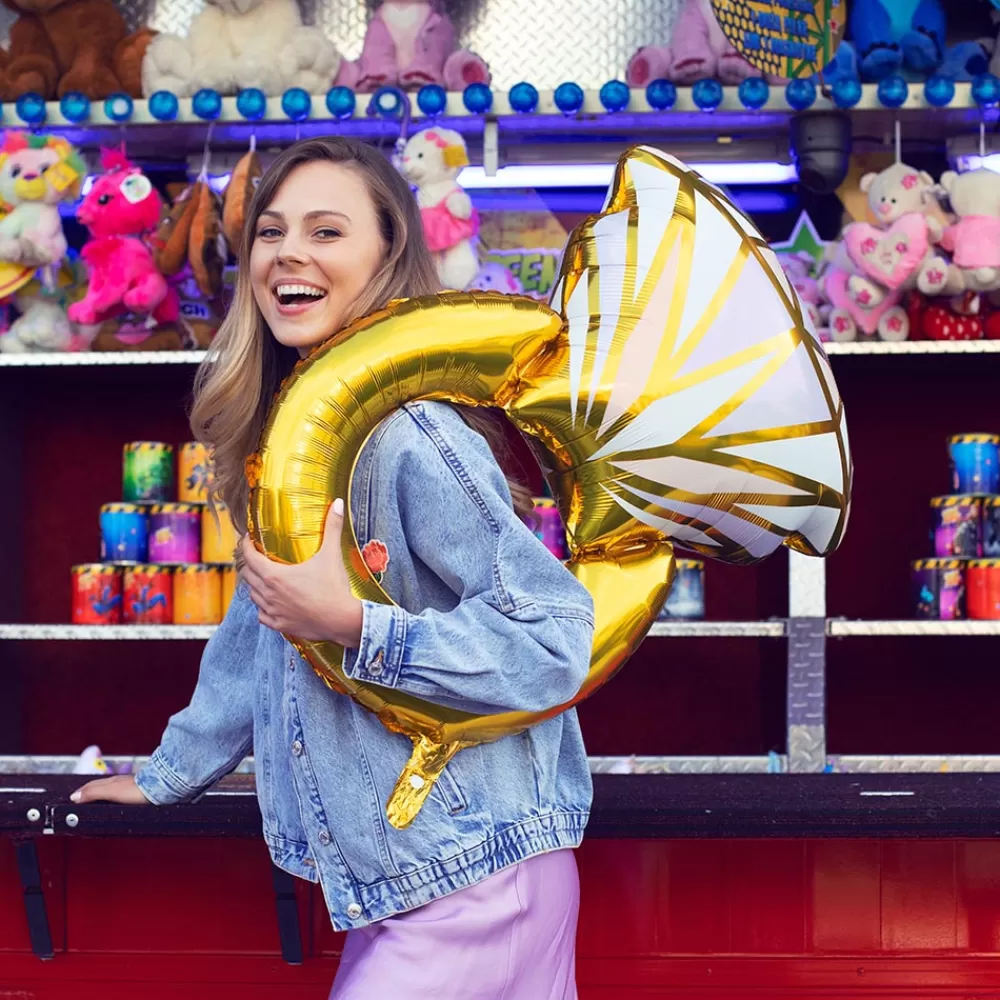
xmin=333 ymin=498 xmax=344 ymax=517
xmin=70 ymin=791 xmax=81 ymax=803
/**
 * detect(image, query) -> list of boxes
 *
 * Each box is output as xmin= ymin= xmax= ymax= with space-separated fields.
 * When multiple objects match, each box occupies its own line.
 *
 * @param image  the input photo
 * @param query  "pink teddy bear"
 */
xmin=335 ymin=0 xmax=489 ymax=93
xmin=627 ymin=0 xmax=766 ymax=87
xmin=68 ymin=149 xmax=178 ymax=327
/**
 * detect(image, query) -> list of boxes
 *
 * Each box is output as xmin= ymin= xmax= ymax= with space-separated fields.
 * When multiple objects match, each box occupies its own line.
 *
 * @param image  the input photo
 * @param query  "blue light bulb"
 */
xmin=738 ymin=77 xmax=769 ymax=110
xmin=692 ymin=78 xmax=723 ymax=111
xmin=923 ymin=75 xmax=954 ymax=108
xmin=417 ymin=84 xmax=447 ymax=116
xmin=972 ymin=73 xmax=1000 ymax=108
xmin=645 ymin=79 xmax=676 ymax=111
xmin=877 ymin=75 xmax=908 ymax=109
xmin=325 ymin=86 xmax=356 ymax=120
xmin=281 ymin=87 xmax=311 ymax=122
xmin=553 ymin=82 xmax=584 ymax=114
xmin=599 ymin=79 xmax=630 ymax=113
xmin=236 ymin=88 xmax=267 ymax=121
xmin=15 ymin=93 xmax=46 ymax=125
xmin=831 ymin=77 xmax=862 ymax=109
xmin=508 ymin=82 xmax=538 ymax=113
xmin=785 ymin=77 xmax=816 ymax=111
xmin=192 ymin=88 xmax=223 ymax=121
xmin=148 ymin=90 xmax=179 ymax=122
xmin=59 ymin=91 xmax=90 ymax=123
xmin=462 ymin=83 xmax=493 ymax=114
xmin=104 ymin=92 xmax=133 ymax=123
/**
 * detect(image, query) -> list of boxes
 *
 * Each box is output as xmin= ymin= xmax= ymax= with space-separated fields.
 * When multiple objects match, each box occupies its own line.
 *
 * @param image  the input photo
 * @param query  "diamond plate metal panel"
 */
xmin=589 ymin=755 xmax=786 ymax=774
xmin=788 ymin=724 xmax=826 ymax=773
xmin=0 ymin=0 xmax=681 ymax=89
xmin=828 ymin=756 xmax=1000 ymax=774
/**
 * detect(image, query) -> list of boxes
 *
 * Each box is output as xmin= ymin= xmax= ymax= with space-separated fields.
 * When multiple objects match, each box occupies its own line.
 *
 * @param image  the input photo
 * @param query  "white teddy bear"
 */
xmin=399 ymin=127 xmax=480 ymax=291
xmin=842 ymin=162 xmax=951 ymax=309
xmin=0 ymin=293 xmax=73 ymax=353
xmin=142 ymin=0 xmax=341 ymax=98
xmin=938 ymin=168 xmax=1000 ymax=293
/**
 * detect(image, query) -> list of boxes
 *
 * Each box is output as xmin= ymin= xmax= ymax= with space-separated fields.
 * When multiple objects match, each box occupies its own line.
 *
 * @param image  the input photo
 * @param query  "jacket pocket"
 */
xmin=430 ymin=763 xmax=467 ymax=815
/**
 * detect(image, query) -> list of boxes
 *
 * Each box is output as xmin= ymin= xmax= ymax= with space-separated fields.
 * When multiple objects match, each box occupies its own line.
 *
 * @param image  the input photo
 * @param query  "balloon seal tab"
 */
xmin=385 ymin=736 xmax=465 ymax=829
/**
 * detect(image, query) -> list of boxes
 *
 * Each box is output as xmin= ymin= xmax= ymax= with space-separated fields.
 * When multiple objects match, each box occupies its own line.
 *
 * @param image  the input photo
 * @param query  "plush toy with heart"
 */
xmin=821 ymin=261 xmax=909 ymax=341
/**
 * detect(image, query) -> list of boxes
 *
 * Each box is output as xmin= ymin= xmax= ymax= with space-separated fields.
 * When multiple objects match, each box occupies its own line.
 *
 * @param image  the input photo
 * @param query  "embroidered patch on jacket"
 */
xmin=361 ymin=539 xmax=390 ymax=584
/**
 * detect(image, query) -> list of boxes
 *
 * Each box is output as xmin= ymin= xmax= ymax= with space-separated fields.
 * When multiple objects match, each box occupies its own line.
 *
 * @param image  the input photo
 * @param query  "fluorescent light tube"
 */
xmin=457 ymin=161 xmax=797 ymax=188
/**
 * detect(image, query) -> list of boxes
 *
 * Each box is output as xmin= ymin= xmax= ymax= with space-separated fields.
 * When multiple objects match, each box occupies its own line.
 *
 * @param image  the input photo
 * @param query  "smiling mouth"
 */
xmin=274 ymin=283 xmax=328 ymax=307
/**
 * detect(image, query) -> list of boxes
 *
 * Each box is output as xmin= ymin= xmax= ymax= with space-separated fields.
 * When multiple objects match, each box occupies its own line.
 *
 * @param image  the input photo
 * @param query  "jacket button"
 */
xmin=368 ymin=650 xmax=384 ymax=677
xmin=347 ymin=903 xmax=362 ymax=920
xmin=291 ymin=740 xmax=303 ymax=757
xmin=318 ymin=830 xmax=331 ymax=846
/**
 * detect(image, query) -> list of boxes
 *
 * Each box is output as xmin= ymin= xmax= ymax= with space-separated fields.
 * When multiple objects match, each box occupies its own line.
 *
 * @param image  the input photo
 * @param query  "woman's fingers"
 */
xmin=70 ymin=774 xmax=149 ymax=805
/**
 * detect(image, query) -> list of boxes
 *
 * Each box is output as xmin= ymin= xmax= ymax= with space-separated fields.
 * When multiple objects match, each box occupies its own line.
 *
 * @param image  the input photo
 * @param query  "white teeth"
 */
xmin=275 ymin=284 xmax=325 ymax=298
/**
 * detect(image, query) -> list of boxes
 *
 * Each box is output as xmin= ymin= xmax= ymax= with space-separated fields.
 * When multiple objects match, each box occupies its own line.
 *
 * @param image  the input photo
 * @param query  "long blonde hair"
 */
xmin=190 ymin=136 xmax=533 ymax=535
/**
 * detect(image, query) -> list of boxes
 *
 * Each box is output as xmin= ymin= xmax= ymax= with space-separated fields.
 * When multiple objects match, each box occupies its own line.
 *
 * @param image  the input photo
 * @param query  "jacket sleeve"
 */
xmin=134 ymin=582 xmax=258 ymax=805
xmin=342 ymin=402 xmax=595 ymax=715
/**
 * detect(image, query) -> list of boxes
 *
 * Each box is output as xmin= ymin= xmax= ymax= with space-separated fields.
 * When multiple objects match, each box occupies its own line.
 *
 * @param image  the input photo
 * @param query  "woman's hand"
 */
xmin=241 ymin=498 xmax=364 ymax=647
xmin=71 ymin=774 xmax=149 ymax=805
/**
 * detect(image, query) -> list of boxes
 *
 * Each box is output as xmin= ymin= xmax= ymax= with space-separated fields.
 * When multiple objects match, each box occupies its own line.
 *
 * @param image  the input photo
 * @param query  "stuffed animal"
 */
xmin=777 ymin=252 xmax=822 ymax=331
xmin=840 ymin=162 xmax=951 ymax=305
xmin=142 ymin=0 xmax=340 ymax=98
xmin=628 ymin=0 xmax=763 ymax=87
xmin=0 ymin=133 xmax=84 ymax=288
xmin=335 ymin=1 xmax=489 ymax=93
xmin=1 ymin=0 xmax=152 ymax=100
xmin=937 ymin=169 xmax=1000 ymax=294
xmin=466 ymin=260 xmax=523 ymax=294
xmin=72 ymin=745 xmax=111 ymax=776
xmin=68 ymin=149 xmax=178 ymax=327
xmin=0 ymin=287 xmax=72 ymax=352
xmin=399 ymin=128 xmax=479 ymax=291
xmin=820 ymin=240 xmax=910 ymax=342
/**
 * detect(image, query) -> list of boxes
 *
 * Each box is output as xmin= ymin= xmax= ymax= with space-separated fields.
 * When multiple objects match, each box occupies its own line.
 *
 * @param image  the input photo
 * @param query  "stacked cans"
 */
xmin=912 ymin=434 xmax=1000 ymax=620
xmin=72 ymin=441 xmax=238 ymax=626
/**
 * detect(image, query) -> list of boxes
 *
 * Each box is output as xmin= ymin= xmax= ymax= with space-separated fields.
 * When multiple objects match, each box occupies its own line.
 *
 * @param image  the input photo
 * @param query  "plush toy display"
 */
xmin=842 ymin=162 xmax=951 ymax=305
xmin=1 ymin=0 xmax=152 ymax=100
xmin=627 ymin=0 xmax=764 ymax=87
xmin=399 ymin=128 xmax=480 ymax=291
xmin=937 ymin=169 xmax=1000 ymax=294
xmin=335 ymin=0 xmax=489 ymax=93
xmin=777 ymin=252 xmax=823 ymax=331
xmin=0 ymin=133 xmax=84 ymax=287
xmin=68 ymin=149 xmax=178 ymax=328
xmin=466 ymin=260 xmax=523 ymax=294
xmin=142 ymin=0 xmax=340 ymax=98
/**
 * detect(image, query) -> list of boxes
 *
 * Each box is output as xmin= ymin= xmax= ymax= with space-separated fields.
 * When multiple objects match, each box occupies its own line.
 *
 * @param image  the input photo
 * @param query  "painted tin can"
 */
xmin=99 ymin=503 xmax=148 ymax=564
xmin=983 ymin=497 xmax=1000 ymax=558
xmin=930 ymin=495 xmax=983 ymax=558
xmin=657 ymin=559 xmax=706 ymax=621
xmin=148 ymin=503 xmax=201 ymax=564
xmin=967 ymin=559 xmax=1000 ymax=620
xmin=122 ymin=565 xmax=173 ymax=625
xmin=532 ymin=498 xmax=568 ymax=560
xmin=178 ymin=441 xmax=210 ymax=504
xmin=222 ymin=566 xmax=237 ymax=614
xmin=173 ymin=564 xmax=222 ymax=625
xmin=912 ymin=558 xmax=966 ymax=620
xmin=71 ymin=564 xmax=122 ymax=625
xmin=123 ymin=442 xmax=175 ymax=504
xmin=948 ymin=433 xmax=1000 ymax=494
xmin=201 ymin=503 xmax=237 ymax=565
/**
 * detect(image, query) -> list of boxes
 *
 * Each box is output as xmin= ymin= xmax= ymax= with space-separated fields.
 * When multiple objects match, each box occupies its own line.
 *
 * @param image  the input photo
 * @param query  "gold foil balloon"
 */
xmin=248 ymin=145 xmax=851 ymax=829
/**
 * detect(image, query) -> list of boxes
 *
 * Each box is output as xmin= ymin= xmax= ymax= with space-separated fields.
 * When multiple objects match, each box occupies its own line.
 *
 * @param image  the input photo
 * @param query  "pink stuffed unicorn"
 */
xmin=335 ymin=1 xmax=489 ymax=93
xmin=68 ymin=149 xmax=178 ymax=327
xmin=628 ymin=0 xmax=764 ymax=86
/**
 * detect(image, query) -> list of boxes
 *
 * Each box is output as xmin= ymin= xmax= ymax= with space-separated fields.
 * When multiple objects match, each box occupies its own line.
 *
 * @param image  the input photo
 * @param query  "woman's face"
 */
xmin=250 ymin=160 xmax=385 ymax=354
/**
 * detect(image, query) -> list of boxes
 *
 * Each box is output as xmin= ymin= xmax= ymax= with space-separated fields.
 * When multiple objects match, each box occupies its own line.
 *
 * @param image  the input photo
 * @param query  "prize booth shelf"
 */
xmin=3 ymin=91 xmax=1000 ymax=999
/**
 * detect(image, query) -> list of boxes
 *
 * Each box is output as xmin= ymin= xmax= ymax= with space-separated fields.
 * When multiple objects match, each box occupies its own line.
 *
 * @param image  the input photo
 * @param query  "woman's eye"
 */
xmin=257 ymin=226 xmax=282 ymax=239
xmin=314 ymin=227 xmax=341 ymax=239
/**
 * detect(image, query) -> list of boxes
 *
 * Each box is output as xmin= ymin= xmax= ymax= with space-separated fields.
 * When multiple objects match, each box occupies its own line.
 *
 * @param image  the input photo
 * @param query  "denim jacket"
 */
xmin=135 ymin=401 xmax=595 ymax=931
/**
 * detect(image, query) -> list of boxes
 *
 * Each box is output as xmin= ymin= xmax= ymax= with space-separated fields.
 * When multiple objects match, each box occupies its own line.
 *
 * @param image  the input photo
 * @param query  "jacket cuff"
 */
xmin=134 ymin=748 xmax=203 ymax=806
xmin=343 ymin=600 xmax=407 ymax=688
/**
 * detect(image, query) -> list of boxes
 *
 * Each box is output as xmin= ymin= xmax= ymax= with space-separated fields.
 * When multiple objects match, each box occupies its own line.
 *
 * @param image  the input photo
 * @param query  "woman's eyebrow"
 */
xmin=259 ymin=209 xmax=284 ymax=221
xmin=304 ymin=209 xmax=351 ymax=223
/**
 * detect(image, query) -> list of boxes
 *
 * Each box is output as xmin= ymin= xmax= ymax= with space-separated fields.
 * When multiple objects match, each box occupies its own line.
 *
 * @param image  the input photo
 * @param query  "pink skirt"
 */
xmin=329 ymin=849 xmax=580 ymax=1000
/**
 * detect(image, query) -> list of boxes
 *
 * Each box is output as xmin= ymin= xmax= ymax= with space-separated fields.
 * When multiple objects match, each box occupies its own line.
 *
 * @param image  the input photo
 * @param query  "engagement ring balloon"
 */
xmin=247 ymin=145 xmax=851 ymax=829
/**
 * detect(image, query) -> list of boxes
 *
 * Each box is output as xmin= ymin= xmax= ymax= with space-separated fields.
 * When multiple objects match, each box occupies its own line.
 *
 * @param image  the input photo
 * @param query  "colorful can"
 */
xmin=178 ymin=441 xmax=210 ymax=504
xmin=122 ymin=565 xmax=173 ymax=625
xmin=930 ymin=495 xmax=983 ymax=558
xmin=948 ymin=434 xmax=1000 ymax=494
xmin=99 ymin=503 xmax=148 ymax=564
xmin=531 ymin=498 xmax=568 ymax=560
xmin=984 ymin=497 xmax=1000 ymax=558
xmin=148 ymin=503 xmax=201 ymax=564
xmin=173 ymin=564 xmax=223 ymax=625
xmin=912 ymin=558 xmax=966 ymax=620
xmin=657 ymin=559 xmax=706 ymax=621
xmin=201 ymin=503 xmax=238 ymax=564
xmin=71 ymin=564 xmax=122 ymax=625
xmin=222 ymin=565 xmax=237 ymax=614
xmin=123 ymin=441 xmax=175 ymax=504
xmin=967 ymin=559 xmax=1000 ymax=620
